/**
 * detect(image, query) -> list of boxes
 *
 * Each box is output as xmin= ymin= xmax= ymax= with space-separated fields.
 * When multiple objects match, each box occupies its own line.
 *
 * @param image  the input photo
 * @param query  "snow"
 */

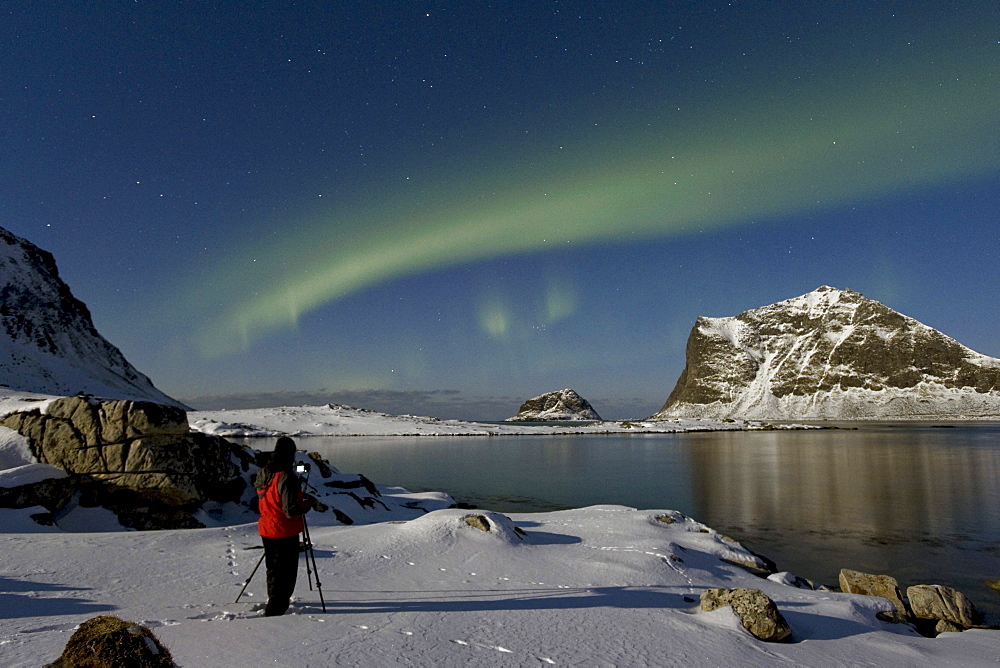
xmin=701 ymin=316 xmax=746 ymax=349
xmin=3 ymin=504 xmax=999 ymax=666
xmin=2 ymin=388 xmax=998 ymax=665
xmin=0 ymin=389 xmax=57 ymax=422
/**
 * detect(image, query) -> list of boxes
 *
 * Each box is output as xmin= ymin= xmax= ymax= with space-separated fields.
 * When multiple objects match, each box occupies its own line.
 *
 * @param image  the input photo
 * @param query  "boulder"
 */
xmin=906 ymin=584 xmax=980 ymax=629
xmin=838 ymin=569 xmax=909 ymax=615
xmin=699 ymin=588 xmax=792 ymax=642
xmin=45 ymin=615 xmax=176 ymax=667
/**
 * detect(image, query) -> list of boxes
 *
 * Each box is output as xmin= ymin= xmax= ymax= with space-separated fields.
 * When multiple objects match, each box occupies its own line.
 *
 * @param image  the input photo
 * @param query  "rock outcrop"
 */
xmin=0 ymin=226 xmax=183 ymax=406
xmin=0 ymin=396 xmax=250 ymax=529
xmin=0 ymin=396 xmax=455 ymax=530
xmin=836 ymin=568 xmax=987 ymax=636
xmin=505 ymin=389 xmax=602 ymax=422
xmin=653 ymin=286 xmax=1000 ymax=420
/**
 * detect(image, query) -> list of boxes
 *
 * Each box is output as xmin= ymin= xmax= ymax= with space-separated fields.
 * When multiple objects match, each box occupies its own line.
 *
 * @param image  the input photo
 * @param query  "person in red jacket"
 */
xmin=255 ymin=436 xmax=312 ymax=616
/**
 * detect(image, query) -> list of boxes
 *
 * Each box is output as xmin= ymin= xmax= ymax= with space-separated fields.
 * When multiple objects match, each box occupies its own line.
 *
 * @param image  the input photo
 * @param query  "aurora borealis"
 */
xmin=3 ymin=2 xmax=998 ymax=419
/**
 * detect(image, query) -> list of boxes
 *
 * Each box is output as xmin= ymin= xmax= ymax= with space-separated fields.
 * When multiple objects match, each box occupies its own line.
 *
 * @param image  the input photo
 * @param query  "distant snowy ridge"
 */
xmin=0 ymin=227 xmax=183 ymax=407
xmin=189 ymin=403 xmax=808 ymax=437
xmin=655 ymin=286 xmax=1000 ymax=420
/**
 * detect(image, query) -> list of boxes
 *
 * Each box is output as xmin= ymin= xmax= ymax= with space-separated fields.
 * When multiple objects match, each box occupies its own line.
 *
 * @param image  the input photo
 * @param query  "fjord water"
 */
xmin=252 ymin=423 xmax=1000 ymax=622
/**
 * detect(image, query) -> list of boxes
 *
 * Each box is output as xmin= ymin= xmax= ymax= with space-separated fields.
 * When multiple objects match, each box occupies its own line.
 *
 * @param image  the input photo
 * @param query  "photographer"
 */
xmin=254 ymin=436 xmax=314 ymax=616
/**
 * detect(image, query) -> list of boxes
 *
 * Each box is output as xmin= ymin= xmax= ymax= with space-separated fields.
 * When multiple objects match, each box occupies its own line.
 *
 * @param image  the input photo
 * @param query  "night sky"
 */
xmin=3 ymin=2 xmax=998 ymax=419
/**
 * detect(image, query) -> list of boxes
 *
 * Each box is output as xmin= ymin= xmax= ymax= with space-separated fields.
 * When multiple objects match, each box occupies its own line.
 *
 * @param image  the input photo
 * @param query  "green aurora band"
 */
xmin=193 ymin=48 xmax=998 ymax=358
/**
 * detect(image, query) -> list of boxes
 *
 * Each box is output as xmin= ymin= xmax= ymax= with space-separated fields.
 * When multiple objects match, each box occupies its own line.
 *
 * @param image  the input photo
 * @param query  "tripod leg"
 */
xmin=301 ymin=522 xmax=315 ymax=591
xmin=309 ymin=545 xmax=326 ymax=613
xmin=302 ymin=516 xmax=327 ymax=613
xmin=235 ymin=550 xmax=266 ymax=604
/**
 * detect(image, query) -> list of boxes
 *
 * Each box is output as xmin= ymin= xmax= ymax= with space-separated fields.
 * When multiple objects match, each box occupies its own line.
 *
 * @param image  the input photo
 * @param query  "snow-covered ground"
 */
xmin=4 ymin=504 xmax=1000 ymax=666
xmin=188 ymin=403 xmax=810 ymax=437
xmin=2 ymin=389 xmax=998 ymax=665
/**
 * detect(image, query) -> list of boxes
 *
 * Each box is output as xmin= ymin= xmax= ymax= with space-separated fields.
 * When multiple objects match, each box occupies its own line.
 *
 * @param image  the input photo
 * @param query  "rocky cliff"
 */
xmin=653 ymin=286 xmax=1000 ymax=420
xmin=0 ymin=226 xmax=181 ymax=406
xmin=505 ymin=389 xmax=602 ymax=422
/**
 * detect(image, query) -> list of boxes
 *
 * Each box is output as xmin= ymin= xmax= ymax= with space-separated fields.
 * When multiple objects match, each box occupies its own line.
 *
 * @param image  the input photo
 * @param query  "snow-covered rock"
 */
xmin=654 ymin=286 xmax=1000 ymax=420
xmin=0 ymin=226 xmax=183 ymax=407
xmin=504 ymin=388 xmax=602 ymax=421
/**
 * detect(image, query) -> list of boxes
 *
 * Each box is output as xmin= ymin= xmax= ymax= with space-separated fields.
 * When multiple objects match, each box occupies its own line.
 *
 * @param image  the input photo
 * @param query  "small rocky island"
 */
xmin=505 ymin=389 xmax=602 ymax=422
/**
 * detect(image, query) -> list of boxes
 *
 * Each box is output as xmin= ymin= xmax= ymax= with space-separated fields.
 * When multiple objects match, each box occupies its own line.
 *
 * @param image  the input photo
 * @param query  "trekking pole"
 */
xmin=301 ymin=515 xmax=327 ymax=612
xmin=235 ymin=550 xmax=266 ymax=604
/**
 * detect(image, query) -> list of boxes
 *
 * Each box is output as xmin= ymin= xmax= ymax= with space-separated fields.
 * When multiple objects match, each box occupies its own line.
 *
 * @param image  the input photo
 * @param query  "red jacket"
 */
xmin=255 ymin=470 xmax=309 ymax=539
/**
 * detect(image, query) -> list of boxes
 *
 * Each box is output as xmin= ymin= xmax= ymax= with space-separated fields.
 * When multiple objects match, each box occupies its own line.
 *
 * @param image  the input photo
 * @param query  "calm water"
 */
xmin=243 ymin=423 xmax=1000 ymax=622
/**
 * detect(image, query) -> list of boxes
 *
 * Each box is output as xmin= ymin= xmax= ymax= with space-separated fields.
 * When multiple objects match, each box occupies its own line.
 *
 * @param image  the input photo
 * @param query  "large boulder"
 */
xmin=838 ymin=568 xmax=909 ymax=615
xmin=45 ymin=615 xmax=176 ymax=667
xmin=699 ymin=588 xmax=792 ymax=642
xmin=0 ymin=396 xmax=252 ymax=528
xmin=906 ymin=584 xmax=981 ymax=629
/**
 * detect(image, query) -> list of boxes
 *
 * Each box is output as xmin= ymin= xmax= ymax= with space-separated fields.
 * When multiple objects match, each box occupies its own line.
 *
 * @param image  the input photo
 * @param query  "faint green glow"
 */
xmin=479 ymin=300 xmax=511 ymax=340
xmin=192 ymin=46 xmax=998 ymax=357
xmin=544 ymin=280 xmax=577 ymax=326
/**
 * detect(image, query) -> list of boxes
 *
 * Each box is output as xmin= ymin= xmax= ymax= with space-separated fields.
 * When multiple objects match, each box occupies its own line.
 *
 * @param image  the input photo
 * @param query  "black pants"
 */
xmin=262 ymin=535 xmax=300 ymax=616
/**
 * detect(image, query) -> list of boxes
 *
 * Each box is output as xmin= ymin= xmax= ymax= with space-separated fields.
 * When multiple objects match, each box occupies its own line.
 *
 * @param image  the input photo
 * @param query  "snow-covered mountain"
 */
xmin=0 ymin=227 xmax=183 ymax=407
xmin=653 ymin=286 xmax=1000 ymax=420
xmin=505 ymin=388 xmax=602 ymax=421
